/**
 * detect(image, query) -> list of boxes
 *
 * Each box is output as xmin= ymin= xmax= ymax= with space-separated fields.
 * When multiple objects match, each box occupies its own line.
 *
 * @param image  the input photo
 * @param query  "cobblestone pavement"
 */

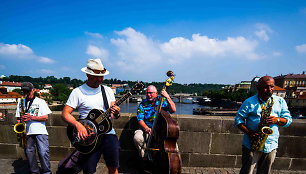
xmin=1 ymin=159 xmax=305 ymax=174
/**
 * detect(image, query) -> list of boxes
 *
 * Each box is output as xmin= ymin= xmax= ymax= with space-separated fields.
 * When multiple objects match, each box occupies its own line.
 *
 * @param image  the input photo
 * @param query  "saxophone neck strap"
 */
xmin=25 ymin=96 xmax=35 ymax=112
xmin=258 ymin=96 xmax=274 ymax=112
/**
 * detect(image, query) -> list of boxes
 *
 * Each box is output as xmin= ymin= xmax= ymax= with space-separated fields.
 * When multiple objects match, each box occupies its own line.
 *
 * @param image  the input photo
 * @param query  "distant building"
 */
xmin=224 ymin=81 xmax=251 ymax=93
xmin=112 ymin=84 xmax=125 ymax=88
xmin=274 ymin=72 xmax=306 ymax=89
xmin=0 ymin=87 xmax=21 ymax=104
xmin=111 ymin=84 xmax=129 ymax=94
xmin=250 ymin=76 xmax=260 ymax=93
xmin=273 ymin=86 xmax=286 ymax=98
xmin=286 ymin=93 xmax=306 ymax=108
xmin=0 ymin=81 xmax=22 ymax=92
xmin=44 ymin=84 xmax=53 ymax=89
xmin=34 ymin=89 xmax=51 ymax=99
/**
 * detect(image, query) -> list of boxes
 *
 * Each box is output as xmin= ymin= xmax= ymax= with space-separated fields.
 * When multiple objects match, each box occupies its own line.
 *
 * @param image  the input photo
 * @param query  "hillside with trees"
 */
xmin=3 ymin=75 xmax=229 ymax=103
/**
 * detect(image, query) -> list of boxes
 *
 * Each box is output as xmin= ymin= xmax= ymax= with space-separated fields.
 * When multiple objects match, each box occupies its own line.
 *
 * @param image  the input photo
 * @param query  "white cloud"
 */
xmin=0 ymin=43 xmax=56 ymax=65
xmin=0 ymin=43 xmax=33 ymax=58
xmin=85 ymin=31 xmax=103 ymax=39
xmin=110 ymin=27 xmax=162 ymax=70
xmin=161 ymin=34 xmax=259 ymax=61
xmin=296 ymin=44 xmax=306 ymax=53
xmin=107 ymin=28 xmax=261 ymax=73
xmin=38 ymin=57 xmax=55 ymax=63
xmin=272 ymin=52 xmax=282 ymax=57
xmin=86 ymin=45 xmax=109 ymax=59
xmin=255 ymin=30 xmax=269 ymax=41
xmin=255 ymin=23 xmax=273 ymax=41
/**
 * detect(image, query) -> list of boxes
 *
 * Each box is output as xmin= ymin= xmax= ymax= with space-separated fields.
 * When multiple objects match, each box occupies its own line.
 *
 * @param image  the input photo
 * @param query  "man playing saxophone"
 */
xmin=234 ymin=76 xmax=292 ymax=174
xmin=15 ymin=82 xmax=52 ymax=174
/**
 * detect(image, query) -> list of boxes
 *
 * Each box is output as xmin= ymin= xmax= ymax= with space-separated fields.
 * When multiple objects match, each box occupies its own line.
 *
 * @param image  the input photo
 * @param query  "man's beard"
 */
xmin=266 ymin=92 xmax=272 ymax=97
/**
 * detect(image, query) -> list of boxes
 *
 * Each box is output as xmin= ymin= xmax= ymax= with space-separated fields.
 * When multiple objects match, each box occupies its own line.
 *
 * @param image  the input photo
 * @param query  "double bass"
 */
xmin=145 ymin=71 xmax=182 ymax=174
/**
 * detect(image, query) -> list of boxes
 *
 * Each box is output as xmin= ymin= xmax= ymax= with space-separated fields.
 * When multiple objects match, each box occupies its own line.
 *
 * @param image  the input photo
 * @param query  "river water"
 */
xmin=120 ymin=102 xmax=209 ymax=115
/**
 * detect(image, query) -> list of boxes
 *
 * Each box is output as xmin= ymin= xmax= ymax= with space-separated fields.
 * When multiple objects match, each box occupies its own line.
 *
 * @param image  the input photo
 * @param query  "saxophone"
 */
xmin=250 ymin=97 xmax=274 ymax=151
xmin=14 ymin=96 xmax=27 ymax=148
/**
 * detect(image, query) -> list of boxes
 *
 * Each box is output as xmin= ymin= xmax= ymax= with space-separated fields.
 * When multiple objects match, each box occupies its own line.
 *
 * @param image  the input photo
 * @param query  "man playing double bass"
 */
xmin=133 ymin=85 xmax=176 ymax=160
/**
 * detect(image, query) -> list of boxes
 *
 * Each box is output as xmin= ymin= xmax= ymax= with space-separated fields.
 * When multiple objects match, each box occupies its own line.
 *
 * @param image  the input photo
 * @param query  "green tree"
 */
xmin=50 ymin=84 xmax=71 ymax=103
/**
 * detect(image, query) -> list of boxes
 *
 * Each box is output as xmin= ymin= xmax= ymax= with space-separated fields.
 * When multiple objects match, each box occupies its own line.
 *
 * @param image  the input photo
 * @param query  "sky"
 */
xmin=0 ymin=0 xmax=305 ymax=85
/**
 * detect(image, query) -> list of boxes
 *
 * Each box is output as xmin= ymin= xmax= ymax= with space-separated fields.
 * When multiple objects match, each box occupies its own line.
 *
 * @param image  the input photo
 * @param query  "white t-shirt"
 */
xmin=16 ymin=97 xmax=52 ymax=135
xmin=66 ymin=84 xmax=116 ymax=134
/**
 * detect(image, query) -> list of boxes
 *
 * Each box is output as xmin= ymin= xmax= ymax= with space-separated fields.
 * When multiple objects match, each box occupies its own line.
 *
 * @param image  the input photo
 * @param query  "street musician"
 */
xmin=234 ymin=76 xmax=292 ymax=174
xmin=15 ymin=82 xmax=52 ymax=174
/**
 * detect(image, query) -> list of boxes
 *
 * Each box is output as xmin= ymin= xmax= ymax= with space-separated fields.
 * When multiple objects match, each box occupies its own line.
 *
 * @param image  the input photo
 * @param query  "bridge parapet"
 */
xmin=0 ymin=110 xmax=305 ymax=171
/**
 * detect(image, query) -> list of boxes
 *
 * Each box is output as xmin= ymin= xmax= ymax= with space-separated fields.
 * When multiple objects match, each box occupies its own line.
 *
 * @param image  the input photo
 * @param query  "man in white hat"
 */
xmin=62 ymin=59 xmax=121 ymax=174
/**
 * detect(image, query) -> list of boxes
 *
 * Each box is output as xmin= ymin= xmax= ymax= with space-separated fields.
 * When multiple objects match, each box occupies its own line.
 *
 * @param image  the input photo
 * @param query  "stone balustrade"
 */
xmin=0 ymin=110 xmax=305 ymax=171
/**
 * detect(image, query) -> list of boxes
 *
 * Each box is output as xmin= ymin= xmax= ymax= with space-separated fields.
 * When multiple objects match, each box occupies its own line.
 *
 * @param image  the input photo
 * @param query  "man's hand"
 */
xmin=266 ymin=116 xmax=278 ymax=125
xmin=145 ymin=127 xmax=152 ymax=135
xmin=246 ymin=131 xmax=259 ymax=141
xmin=110 ymin=104 xmax=120 ymax=119
xmin=22 ymin=113 xmax=32 ymax=121
xmin=238 ymin=123 xmax=258 ymax=141
xmin=160 ymin=89 xmax=170 ymax=99
xmin=76 ymin=122 xmax=88 ymax=141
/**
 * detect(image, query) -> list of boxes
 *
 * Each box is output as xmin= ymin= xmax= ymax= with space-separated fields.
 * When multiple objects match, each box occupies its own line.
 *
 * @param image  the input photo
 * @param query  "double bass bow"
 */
xmin=145 ymin=71 xmax=182 ymax=174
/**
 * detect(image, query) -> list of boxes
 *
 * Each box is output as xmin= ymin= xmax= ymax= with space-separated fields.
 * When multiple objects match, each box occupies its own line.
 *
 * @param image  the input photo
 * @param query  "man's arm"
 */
xmin=266 ymin=98 xmax=292 ymax=127
xmin=62 ymin=105 xmax=88 ymax=140
xmin=161 ymin=89 xmax=176 ymax=113
xmin=266 ymin=116 xmax=287 ymax=126
xmin=237 ymin=123 xmax=257 ymax=140
xmin=22 ymin=113 xmax=48 ymax=122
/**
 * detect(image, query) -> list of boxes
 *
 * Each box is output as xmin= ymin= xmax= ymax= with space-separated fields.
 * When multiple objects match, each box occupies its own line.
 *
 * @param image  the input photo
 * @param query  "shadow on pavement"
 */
xmin=11 ymin=158 xmax=30 ymax=174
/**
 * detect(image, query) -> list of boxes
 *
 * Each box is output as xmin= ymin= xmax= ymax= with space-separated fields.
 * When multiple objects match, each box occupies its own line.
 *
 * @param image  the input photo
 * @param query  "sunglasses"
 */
xmin=87 ymin=67 xmax=107 ymax=74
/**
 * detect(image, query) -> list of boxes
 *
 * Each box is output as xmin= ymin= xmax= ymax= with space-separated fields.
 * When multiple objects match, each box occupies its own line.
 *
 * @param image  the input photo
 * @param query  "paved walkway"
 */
xmin=1 ymin=159 xmax=305 ymax=174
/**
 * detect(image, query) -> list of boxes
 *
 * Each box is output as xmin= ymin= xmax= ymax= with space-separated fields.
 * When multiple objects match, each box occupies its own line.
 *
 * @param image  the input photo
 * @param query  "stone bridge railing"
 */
xmin=0 ymin=110 xmax=305 ymax=171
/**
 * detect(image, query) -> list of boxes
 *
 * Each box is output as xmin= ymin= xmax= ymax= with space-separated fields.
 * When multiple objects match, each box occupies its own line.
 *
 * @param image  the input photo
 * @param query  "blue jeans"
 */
xmin=25 ymin=134 xmax=51 ymax=174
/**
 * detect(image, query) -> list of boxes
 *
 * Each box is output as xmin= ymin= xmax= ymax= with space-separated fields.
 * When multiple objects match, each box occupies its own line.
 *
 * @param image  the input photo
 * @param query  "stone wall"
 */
xmin=0 ymin=110 xmax=305 ymax=171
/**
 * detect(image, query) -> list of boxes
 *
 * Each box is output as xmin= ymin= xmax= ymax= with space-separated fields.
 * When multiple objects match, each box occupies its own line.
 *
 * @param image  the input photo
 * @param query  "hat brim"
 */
xmin=81 ymin=67 xmax=109 ymax=76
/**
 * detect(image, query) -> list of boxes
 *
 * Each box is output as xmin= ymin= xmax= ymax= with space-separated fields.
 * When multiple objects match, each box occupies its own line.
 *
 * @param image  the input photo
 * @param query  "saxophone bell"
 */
xmin=261 ymin=126 xmax=273 ymax=135
xmin=254 ymin=126 xmax=273 ymax=151
xmin=14 ymin=96 xmax=27 ymax=149
xmin=14 ymin=122 xmax=26 ymax=134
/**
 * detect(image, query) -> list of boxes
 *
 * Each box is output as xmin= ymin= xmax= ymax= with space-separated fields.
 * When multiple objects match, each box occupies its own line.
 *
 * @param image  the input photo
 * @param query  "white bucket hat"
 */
xmin=81 ymin=59 xmax=109 ymax=76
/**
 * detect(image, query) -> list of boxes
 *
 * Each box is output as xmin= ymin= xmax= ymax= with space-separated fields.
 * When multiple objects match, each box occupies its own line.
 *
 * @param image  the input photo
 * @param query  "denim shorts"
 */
xmin=82 ymin=134 xmax=119 ymax=174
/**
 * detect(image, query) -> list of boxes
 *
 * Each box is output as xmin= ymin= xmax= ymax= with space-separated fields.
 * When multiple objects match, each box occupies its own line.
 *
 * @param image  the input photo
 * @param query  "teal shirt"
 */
xmin=137 ymin=96 xmax=169 ymax=128
xmin=234 ymin=94 xmax=292 ymax=153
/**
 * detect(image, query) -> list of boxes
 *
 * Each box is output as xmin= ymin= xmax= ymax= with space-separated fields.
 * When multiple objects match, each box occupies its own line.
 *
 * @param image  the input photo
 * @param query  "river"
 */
xmin=120 ymin=101 xmax=209 ymax=115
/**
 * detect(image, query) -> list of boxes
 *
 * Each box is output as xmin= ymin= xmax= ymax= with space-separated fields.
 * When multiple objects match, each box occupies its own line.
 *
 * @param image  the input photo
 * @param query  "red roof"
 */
xmin=0 ymin=81 xmax=22 ymax=87
xmin=274 ymin=73 xmax=306 ymax=79
xmin=0 ymin=92 xmax=22 ymax=98
xmin=274 ymin=85 xmax=285 ymax=91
